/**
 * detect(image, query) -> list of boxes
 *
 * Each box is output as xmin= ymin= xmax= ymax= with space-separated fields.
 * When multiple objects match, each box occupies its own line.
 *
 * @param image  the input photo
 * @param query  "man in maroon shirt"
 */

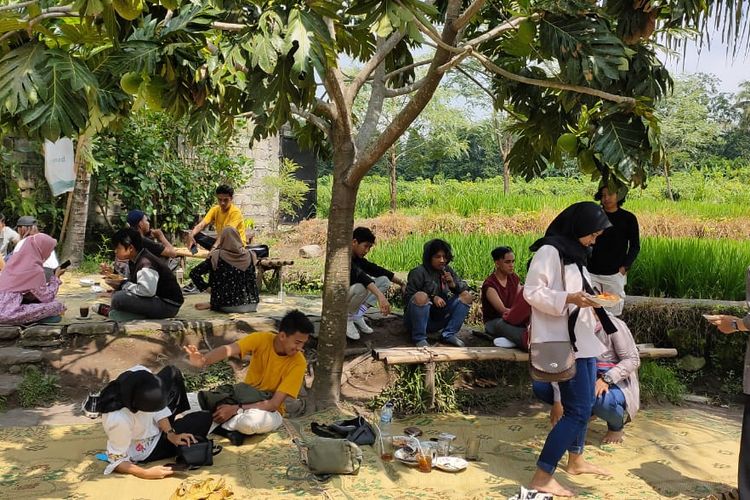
xmin=481 ymin=246 xmax=528 ymax=348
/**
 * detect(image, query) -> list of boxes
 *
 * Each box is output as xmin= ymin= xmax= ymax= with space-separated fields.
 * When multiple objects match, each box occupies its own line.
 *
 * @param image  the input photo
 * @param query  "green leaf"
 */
xmin=0 ymin=43 xmax=46 ymax=115
xmin=285 ymin=8 xmax=312 ymax=75
xmin=592 ymin=114 xmax=646 ymax=178
xmin=251 ymin=34 xmax=278 ymax=74
xmin=112 ymin=0 xmax=144 ymax=21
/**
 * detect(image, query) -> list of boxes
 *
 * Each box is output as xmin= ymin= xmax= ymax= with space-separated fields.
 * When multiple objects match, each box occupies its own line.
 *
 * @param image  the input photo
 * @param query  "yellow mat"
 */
xmin=0 ymin=407 xmax=739 ymax=499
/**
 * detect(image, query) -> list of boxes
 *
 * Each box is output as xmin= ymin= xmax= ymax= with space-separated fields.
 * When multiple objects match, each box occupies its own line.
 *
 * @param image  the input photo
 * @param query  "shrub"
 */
xmin=639 ymin=361 xmax=687 ymax=404
xmin=183 ymin=361 xmax=236 ymax=392
xmin=369 ymin=364 xmax=458 ymax=416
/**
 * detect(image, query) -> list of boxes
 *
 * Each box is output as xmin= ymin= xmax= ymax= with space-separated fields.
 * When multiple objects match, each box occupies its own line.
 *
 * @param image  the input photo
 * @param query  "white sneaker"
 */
xmin=353 ymin=317 xmax=374 ymax=334
xmin=346 ymin=321 xmax=360 ymax=340
xmin=493 ymin=337 xmax=517 ymax=348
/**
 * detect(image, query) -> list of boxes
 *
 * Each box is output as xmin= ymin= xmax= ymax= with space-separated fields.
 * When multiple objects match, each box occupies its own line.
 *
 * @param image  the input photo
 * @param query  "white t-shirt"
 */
xmin=12 ymin=237 xmax=59 ymax=269
xmin=102 ymin=366 xmax=172 ymax=474
xmin=0 ymin=226 xmax=19 ymax=256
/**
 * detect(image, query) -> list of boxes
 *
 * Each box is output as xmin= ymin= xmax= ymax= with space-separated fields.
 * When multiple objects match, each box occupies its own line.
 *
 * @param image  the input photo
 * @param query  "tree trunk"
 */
xmin=309 ymin=131 xmax=358 ymax=411
xmin=502 ymin=156 xmax=510 ymax=196
xmin=663 ymin=163 xmax=674 ymax=201
xmin=389 ymin=146 xmax=397 ymax=212
xmin=60 ymin=137 xmax=91 ymax=266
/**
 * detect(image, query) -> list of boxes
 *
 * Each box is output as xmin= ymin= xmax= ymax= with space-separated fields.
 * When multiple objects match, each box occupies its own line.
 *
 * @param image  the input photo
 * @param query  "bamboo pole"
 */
xmin=372 ymin=346 xmax=678 ymax=365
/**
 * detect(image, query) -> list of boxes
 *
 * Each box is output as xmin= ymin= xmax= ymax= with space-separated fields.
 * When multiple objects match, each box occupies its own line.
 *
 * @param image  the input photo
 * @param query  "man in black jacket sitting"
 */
xmin=347 ymin=227 xmax=403 ymax=340
xmin=93 ymin=228 xmax=184 ymax=321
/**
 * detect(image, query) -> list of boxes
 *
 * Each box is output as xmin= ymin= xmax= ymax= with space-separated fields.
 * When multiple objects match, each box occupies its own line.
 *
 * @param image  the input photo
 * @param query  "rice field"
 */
xmin=317 ymin=172 xmax=750 ymax=220
xmin=368 ymin=233 xmax=749 ymax=301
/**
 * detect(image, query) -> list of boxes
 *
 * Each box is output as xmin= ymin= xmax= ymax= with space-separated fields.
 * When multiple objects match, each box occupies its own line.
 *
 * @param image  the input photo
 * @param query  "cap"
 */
xmin=126 ymin=210 xmax=146 ymax=227
xmin=16 ymin=215 xmax=37 ymax=226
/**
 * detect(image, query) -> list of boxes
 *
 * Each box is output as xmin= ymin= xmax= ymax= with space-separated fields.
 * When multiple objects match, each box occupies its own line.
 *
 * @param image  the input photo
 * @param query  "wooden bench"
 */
xmin=372 ymin=344 xmax=678 ymax=408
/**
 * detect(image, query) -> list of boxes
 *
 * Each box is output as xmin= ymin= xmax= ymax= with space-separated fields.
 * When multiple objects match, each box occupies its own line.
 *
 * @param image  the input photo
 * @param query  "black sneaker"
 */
xmin=212 ymin=426 xmax=246 ymax=446
xmin=182 ymin=283 xmax=200 ymax=295
xmin=82 ymin=393 xmax=101 ymax=419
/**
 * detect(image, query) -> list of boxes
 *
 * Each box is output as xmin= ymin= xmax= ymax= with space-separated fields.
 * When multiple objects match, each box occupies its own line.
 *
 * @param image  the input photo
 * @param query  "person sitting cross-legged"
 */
xmin=93 ymin=228 xmax=184 ymax=321
xmin=190 ymin=227 xmax=260 ymax=314
xmin=404 ymin=238 xmax=473 ymax=348
xmin=533 ymin=315 xmax=640 ymax=445
xmin=183 ymin=309 xmax=313 ymax=446
xmin=0 ymin=233 xmax=66 ymax=325
xmin=346 ymin=227 xmax=404 ymax=339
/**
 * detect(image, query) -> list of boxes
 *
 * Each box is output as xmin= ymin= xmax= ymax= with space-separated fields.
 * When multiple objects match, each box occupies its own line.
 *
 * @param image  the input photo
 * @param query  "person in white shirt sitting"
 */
xmin=97 ymin=365 xmax=212 ymax=479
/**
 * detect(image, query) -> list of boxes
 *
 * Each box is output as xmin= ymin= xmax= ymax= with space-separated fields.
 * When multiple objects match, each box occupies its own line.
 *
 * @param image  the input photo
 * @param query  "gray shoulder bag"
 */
xmin=529 ymin=257 xmax=577 ymax=382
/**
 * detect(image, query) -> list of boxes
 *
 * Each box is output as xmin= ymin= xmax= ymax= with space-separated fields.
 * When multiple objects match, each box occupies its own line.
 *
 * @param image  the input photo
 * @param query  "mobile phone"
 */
xmin=59 ymin=259 xmax=72 ymax=269
xmin=190 ymin=244 xmax=198 ymax=255
xmin=164 ymin=463 xmax=189 ymax=472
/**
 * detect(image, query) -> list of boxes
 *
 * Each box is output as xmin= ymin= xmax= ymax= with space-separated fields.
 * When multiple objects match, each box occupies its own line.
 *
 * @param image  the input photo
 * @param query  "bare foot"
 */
xmin=194 ymin=302 xmax=210 ymax=310
xmin=529 ymin=469 xmax=576 ymax=497
xmin=602 ymin=430 xmax=624 ymax=444
xmin=565 ymin=457 xmax=612 ymax=476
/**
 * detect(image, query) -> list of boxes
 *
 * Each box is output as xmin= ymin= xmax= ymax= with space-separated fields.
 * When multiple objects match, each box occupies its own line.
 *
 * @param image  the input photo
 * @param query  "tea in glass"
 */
xmin=380 ymin=434 xmax=394 ymax=461
xmin=416 ymin=451 xmax=432 ymax=472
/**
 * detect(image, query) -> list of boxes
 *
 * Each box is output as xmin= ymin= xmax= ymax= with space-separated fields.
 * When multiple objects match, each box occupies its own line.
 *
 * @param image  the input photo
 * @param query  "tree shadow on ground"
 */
xmin=630 ymin=460 xmax=734 ymax=498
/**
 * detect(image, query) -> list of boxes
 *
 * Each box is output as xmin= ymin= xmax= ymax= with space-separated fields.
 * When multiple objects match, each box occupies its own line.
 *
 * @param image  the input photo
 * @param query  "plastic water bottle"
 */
xmin=380 ymin=401 xmax=394 ymax=433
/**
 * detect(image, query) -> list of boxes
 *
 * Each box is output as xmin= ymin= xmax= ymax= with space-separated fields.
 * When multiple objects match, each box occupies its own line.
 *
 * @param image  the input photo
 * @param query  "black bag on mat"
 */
xmin=310 ymin=416 xmax=376 ymax=446
xmin=176 ymin=436 xmax=222 ymax=470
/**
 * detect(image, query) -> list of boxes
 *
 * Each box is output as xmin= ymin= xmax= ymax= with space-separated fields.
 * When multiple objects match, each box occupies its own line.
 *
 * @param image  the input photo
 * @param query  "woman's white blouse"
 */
xmin=523 ymin=244 xmax=606 ymax=360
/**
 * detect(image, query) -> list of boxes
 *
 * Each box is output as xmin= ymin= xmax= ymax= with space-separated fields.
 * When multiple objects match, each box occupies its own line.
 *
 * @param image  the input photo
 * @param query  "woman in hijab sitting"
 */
xmin=0 ymin=233 xmax=66 ymax=325
xmin=524 ymin=201 xmax=617 ymax=497
xmin=98 ymin=365 xmax=213 ymax=478
xmin=190 ymin=227 xmax=260 ymax=313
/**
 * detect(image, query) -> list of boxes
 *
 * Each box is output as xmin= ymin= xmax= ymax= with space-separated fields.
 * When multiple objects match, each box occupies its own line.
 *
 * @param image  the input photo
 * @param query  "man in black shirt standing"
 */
xmin=588 ymin=185 xmax=640 ymax=316
xmin=346 ymin=227 xmax=403 ymax=340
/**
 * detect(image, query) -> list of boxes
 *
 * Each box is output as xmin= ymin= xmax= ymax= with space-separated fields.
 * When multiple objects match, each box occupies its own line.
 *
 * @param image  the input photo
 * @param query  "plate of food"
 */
xmin=433 ymin=456 xmax=468 ymax=472
xmin=589 ymin=292 xmax=620 ymax=307
xmin=79 ymin=279 xmax=95 ymax=287
xmin=392 ymin=435 xmax=414 ymax=448
xmin=394 ymin=448 xmax=418 ymax=465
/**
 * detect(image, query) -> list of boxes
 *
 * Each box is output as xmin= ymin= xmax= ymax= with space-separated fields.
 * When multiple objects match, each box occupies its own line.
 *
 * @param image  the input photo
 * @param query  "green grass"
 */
xmin=183 ymin=361 xmax=236 ymax=392
xmin=318 ymin=171 xmax=750 ymax=219
xmin=370 ymin=232 xmax=750 ymax=300
xmin=639 ymin=361 xmax=687 ymax=404
xmin=17 ymin=366 xmax=60 ymax=408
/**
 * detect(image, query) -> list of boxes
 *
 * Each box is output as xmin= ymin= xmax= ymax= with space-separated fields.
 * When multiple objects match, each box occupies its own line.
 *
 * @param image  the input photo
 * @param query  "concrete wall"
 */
xmin=233 ymin=126 xmax=281 ymax=230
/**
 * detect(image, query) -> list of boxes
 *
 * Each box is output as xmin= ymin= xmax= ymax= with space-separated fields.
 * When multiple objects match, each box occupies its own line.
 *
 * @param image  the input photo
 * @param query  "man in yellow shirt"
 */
xmin=183 ymin=309 xmax=313 ymax=444
xmin=186 ymin=184 xmax=246 ymax=251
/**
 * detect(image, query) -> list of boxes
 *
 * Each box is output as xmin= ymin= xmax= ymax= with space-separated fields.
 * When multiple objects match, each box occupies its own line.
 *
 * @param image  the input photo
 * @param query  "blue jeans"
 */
xmin=536 ymin=357 xmax=597 ymax=474
xmin=533 ymin=375 xmax=628 ymax=432
xmin=404 ymin=295 xmax=470 ymax=343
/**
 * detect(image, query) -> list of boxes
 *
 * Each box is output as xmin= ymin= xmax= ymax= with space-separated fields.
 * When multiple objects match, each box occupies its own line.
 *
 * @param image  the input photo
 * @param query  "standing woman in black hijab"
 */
xmin=98 ymin=365 xmax=213 ymax=478
xmin=524 ymin=202 xmax=614 ymax=497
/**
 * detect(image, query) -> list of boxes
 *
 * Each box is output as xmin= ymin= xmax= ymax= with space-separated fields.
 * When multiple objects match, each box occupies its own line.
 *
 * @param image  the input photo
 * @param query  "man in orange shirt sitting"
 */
xmin=183 ymin=309 xmax=313 ymax=445
xmin=186 ymin=184 xmax=246 ymax=251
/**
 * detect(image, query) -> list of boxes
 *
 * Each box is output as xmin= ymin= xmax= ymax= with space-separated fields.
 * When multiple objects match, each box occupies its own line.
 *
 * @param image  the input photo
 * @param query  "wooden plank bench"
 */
xmin=372 ymin=344 xmax=678 ymax=408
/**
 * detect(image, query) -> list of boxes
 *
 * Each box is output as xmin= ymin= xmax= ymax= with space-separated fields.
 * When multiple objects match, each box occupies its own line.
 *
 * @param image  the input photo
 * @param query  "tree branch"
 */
xmin=384 ymin=59 xmax=433 ymax=81
xmin=384 ymin=76 xmax=428 ymax=97
xmin=313 ymin=99 xmax=335 ymax=120
xmin=437 ymin=49 xmax=471 ymax=74
xmin=347 ymin=0 xmax=464 ymax=184
xmin=211 ymin=21 xmax=246 ymax=31
xmin=471 ymin=51 xmax=637 ymax=106
xmin=322 ymin=18 xmax=352 ymax=139
xmin=0 ymin=0 xmax=38 ymax=12
xmin=291 ymin=104 xmax=331 ymax=136
xmin=464 ymin=16 xmax=531 ymax=47
xmin=355 ymin=48 xmax=388 ymax=152
xmin=346 ymin=32 xmax=405 ymax=106
xmin=452 ymin=0 xmax=486 ymax=31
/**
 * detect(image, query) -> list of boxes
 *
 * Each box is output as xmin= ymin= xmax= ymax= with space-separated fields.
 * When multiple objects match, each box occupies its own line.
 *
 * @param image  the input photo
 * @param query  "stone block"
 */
xmin=119 ymin=320 xmax=186 ymax=336
xmin=0 ymin=347 xmax=43 ymax=365
xmin=66 ymin=321 xmax=118 ymax=336
xmin=21 ymin=325 xmax=64 ymax=340
xmin=0 ymin=374 xmax=23 ymax=396
xmin=299 ymin=245 xmax=322 ymax=259
xmin=0 ymin=326 xmax=21 ymax=340
xmin=17 ymin=338 xmax=63 ymax=348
